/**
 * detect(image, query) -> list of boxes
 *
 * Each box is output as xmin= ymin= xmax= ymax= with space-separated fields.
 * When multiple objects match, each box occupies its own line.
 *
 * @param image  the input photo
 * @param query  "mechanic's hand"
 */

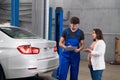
xmin=74 ymin=48 xmax=80 ymax=53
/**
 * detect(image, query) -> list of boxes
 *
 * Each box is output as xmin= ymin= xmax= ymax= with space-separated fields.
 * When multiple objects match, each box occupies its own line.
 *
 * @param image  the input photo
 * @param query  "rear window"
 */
xmin=0 ymin=27 xmax=40 ymax=39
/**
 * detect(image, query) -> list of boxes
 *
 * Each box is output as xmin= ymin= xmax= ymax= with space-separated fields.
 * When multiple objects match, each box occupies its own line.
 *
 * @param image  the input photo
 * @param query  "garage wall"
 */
xmin=0 ymin=0 xmax=32 ymax=30
xmin=32 ymin=0 xmax=45 ymax=38
xmin=50 ymin=0 xmax=120 ymax=62
xmin=0 ymin=0 xmax=45 ymax=38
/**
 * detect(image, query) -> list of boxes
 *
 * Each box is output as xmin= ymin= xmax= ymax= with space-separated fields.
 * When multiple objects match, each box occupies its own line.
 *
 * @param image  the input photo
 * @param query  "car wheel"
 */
xmin=0 ymin=65 xmax=6 ymax=80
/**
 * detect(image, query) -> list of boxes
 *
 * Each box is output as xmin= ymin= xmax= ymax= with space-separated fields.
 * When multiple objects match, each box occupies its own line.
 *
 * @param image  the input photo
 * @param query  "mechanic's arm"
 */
xmin=59 ymin=37 xmax=67 ymax=49
xmin=75 ymin=40 xmax=84 ymax=52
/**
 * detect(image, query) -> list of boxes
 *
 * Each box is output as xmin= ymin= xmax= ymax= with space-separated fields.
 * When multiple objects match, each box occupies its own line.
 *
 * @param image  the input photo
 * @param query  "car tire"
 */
xmin=0 ymin=65 xmax=6 ymax=80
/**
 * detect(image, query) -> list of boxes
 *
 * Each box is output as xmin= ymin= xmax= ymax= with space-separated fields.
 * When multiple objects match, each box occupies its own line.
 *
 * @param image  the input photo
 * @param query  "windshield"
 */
xmin=0 ymin=27 xmax=40 ymax=39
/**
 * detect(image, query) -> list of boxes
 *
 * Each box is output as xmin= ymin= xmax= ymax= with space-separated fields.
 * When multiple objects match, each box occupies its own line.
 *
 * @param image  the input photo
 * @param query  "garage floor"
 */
xmin=38 ymin=60 xmax=120 ymax=80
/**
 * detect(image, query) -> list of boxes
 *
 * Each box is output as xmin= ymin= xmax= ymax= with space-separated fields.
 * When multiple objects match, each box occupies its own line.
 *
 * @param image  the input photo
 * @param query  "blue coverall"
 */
xmin=59 ymin=28 xmax=81 ymax=80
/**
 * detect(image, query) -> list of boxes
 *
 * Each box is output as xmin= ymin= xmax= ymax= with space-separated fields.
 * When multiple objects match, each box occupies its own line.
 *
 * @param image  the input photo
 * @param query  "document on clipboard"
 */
xmin=65 ymin=46 xmax=77 ymax=51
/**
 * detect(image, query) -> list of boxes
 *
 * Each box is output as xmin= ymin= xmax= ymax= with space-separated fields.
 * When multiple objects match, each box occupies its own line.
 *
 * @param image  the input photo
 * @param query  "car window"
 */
xmin=0 ymin=27 xmax=41 ymax=39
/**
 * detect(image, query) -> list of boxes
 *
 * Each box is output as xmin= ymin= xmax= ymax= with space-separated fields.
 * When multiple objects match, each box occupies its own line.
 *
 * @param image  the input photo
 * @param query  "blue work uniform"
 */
xmin=59 ymin=28 xmax=82 ymax=80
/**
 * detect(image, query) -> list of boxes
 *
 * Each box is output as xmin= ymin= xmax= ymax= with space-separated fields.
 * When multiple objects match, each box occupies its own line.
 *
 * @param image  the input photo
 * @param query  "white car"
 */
xmin=0 ymin=25 xmax=59 ymax=79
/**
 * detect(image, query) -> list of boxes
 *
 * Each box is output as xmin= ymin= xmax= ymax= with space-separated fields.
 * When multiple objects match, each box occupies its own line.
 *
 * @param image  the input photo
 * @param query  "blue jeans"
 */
xmin=90 ymin=66 xmax=103 ymax=80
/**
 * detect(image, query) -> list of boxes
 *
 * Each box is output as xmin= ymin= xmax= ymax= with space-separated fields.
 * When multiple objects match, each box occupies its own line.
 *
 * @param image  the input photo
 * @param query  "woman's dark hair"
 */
xmin=93 ymin=28 xmax=104 ymax=40
xmin=70 ymin=16 xmax=80 ymax=24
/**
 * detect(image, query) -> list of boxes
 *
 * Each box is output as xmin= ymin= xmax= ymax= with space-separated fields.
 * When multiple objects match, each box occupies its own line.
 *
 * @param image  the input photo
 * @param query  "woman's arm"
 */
xmin=91 ymin=41 xmax=106 ymax=56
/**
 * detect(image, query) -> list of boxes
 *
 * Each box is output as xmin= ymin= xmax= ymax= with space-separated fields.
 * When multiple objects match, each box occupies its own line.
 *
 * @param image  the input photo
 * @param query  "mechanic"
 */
xmin=59 ymin=16 xmax=84 ymax=80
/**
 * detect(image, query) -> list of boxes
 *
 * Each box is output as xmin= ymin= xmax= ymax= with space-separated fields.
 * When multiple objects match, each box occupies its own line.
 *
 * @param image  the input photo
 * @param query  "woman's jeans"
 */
xmin=90 ymin=66 xmax=103 ymax=80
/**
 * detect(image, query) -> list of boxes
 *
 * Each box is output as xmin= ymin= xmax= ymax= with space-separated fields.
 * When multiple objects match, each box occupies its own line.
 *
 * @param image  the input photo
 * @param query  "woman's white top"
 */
xmin=91 ymin=40 xmax=106 ymax=70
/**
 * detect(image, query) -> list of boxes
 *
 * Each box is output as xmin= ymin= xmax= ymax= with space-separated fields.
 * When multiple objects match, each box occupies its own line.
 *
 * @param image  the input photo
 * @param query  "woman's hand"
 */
xmin=83 ymin=48 xmax=92 ymax=53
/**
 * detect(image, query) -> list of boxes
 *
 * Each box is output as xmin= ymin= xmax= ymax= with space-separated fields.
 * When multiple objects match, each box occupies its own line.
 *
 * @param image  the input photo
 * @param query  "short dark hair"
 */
xmin=70 ymin=16 xmax=80 ymax=24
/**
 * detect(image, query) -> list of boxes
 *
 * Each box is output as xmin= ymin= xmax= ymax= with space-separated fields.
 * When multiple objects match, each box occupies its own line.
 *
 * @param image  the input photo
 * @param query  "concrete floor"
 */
xmin=76 ymin=60 xmax=120 ymax=80
xmin=39 ymin=60 xmax=120 ymax=80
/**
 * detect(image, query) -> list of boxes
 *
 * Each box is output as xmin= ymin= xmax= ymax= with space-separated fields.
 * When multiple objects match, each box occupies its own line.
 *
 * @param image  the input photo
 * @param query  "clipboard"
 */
xmin=65 ymin=46 xmax=77 ymax=51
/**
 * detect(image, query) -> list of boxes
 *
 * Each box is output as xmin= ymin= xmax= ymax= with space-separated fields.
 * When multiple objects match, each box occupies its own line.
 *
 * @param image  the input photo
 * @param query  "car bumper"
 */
xmin=3 ymin=55 xmax=59 ymax=79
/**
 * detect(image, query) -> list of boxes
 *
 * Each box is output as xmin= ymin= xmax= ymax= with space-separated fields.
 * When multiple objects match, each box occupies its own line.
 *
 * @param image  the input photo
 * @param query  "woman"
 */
xmin=84 ymin=28 xmax=106 ymax=80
